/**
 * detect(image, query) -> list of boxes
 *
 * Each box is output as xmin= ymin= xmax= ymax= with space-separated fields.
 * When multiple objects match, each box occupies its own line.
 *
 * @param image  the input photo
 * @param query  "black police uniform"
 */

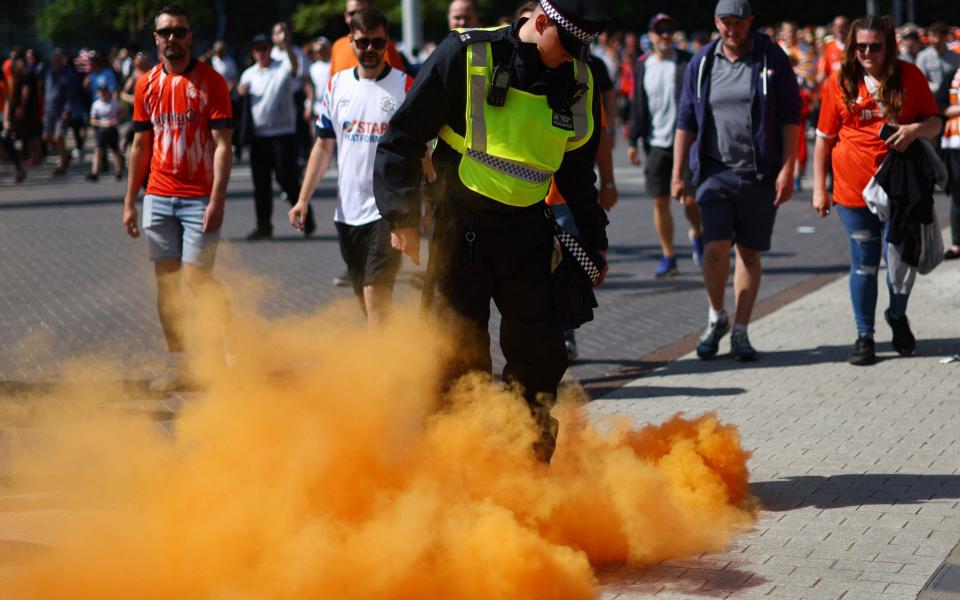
xmin=373 ymin=17 xmax=606 ymax=461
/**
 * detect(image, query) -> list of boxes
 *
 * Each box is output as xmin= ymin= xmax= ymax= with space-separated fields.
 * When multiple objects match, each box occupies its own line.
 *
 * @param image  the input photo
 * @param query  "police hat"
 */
xmin=538 ymin=0 xmax=609 ymax=61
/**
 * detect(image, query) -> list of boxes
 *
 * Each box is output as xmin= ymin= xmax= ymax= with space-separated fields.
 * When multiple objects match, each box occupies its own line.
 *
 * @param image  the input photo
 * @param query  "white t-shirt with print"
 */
xmin=316 ymin=65 xmax=412 ymax=226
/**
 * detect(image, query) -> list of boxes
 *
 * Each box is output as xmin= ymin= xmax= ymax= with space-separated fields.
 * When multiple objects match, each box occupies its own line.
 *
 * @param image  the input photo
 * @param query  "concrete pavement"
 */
xmin=592 ymin=237 xmax=960 ymax=600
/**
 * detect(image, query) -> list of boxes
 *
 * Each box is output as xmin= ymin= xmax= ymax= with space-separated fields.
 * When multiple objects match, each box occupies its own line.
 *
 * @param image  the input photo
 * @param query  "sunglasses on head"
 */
xmin=353 ymin=36 xmax=387 ymax=50
xmin=855 ymin=42 xmax=883 ymax=53
xmin=155 ymin=27 xmax=190 ymax=39
xmin=654 ymin=27 xmax=675 ymax=36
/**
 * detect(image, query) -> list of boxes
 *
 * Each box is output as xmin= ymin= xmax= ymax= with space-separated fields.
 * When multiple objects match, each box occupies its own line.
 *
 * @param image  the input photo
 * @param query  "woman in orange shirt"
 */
xmin=812 ymin=15 xmax=941 ymax=366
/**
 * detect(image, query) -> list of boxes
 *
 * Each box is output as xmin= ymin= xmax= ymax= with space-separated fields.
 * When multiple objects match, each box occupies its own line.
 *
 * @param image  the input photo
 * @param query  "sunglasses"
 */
xmin=352 ymin=37 xmax=387 ymax=50
xmin=253 ymin=45 xmax=270 ymax=52
xmin=155 ymin=27 xmax=190 ymax=39
xmin=654 ymin=28 xmax=675 ymax=36
xmin=347 ymin=9 xmax=359 ymax=17
xmin=855 ymin=42 xmax=883 ymax=54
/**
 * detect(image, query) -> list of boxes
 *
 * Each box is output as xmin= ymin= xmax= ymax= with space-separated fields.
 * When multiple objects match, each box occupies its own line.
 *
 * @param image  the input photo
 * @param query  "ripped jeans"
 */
xmin=836 ymin=205 xmax=909 ymax=335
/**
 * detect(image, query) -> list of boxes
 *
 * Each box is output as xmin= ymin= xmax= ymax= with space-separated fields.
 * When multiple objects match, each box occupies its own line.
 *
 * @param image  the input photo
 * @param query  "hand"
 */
xmin=303 ymin=106 xmax=312 ymax=122
xmin=627 ymin=146 xmax=641 ymax=166
xmin=594 ymin=250 xmax=608 ymax=287
xmin=886 ymin=123 xmax=919 ymax=153
xmin=774 ymin=166 xmax=795 ymax=206
xmin=237 ymin=83 xmax=250 ymax=96
xmin=812 ymin=188 xmax=831 ymax=218
xmin=670 ymin=176 xmax=686 ymax=201
xmin=599 ymin=184 xmax=618 ymax=211
xmin=390 ymin=227 xmax=420 ymax=265
xmin=288 ymin=201 xmax=309 ymax=231
xmin=122 ymin=204 xmax=140 ymax=238
xmin=202 ymin=200 xmax=225 ymax=233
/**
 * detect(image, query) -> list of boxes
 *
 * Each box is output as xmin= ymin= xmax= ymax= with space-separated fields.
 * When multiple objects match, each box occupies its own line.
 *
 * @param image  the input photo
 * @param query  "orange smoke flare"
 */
xmin=0 ymin=296 xmax=754 ymax=599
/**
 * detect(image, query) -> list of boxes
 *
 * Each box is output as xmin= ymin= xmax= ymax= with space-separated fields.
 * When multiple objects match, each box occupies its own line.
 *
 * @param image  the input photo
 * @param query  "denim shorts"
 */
xmin=142 ymin=195 xmax=219 ymax=267
xmin=695 ymin=167 xmax=777 ymax=251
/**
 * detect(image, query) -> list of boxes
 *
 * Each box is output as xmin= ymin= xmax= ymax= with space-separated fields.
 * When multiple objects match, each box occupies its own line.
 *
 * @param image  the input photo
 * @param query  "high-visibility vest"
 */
xmin=438 ymin=29 xmax=594 ymax=207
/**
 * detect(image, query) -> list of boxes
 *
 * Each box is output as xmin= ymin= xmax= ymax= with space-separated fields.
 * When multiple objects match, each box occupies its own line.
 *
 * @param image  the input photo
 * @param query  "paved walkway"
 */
xmin=592 ymin=243 xmax=960 ymax=599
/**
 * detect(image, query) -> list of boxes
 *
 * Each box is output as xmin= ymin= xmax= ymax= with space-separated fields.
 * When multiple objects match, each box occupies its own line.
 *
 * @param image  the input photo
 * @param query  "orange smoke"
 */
xmin=0 ymin=295 xmax=754 ymax=599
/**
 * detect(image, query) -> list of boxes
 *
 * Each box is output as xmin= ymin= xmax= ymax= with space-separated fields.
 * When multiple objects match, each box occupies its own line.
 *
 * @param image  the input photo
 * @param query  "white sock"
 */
xmin=708 ymin=307 xmax=727 ymax=324
xmin=732 ymin=323 xmax=747 ymax=334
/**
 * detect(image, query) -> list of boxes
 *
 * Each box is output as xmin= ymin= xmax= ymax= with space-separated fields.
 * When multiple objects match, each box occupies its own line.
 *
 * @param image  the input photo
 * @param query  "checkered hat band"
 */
xmin=538 ymin=0 xmax=597 ymax=43
xmin=466 ymin=149 xmax=553 ymax=184
xmin=556 ymin=229 xmax=601 ymax=284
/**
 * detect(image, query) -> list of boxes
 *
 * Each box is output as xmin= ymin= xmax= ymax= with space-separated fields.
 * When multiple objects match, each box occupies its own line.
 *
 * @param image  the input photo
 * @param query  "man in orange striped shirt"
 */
xmin=122 ymin=3 xmax=234 ymax=390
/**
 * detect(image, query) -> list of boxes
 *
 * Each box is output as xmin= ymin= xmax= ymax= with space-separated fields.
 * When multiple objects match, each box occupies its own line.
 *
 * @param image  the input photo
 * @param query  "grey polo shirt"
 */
xmin=702 ymin=41 xmax=756 ymax=172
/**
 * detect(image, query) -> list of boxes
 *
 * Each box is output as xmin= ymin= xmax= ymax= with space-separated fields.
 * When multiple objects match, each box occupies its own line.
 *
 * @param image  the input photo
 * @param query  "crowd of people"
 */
xmin=1 ymin=0 xmax=960 ymax=457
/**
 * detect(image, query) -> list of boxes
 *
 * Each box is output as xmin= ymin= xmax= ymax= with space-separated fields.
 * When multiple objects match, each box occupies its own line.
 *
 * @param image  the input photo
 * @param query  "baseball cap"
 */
xmin=715 ymin=0 xmax=752 ymax=19
xmin=648 ymin=13 xmax=676 ymax=32
xmin=251 ymin=33 xmax=270 ymax=47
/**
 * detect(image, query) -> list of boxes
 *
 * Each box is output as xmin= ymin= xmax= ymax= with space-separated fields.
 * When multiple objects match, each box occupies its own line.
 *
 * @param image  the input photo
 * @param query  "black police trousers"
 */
xmin=429 ymin=200 xmax=568 ymax=461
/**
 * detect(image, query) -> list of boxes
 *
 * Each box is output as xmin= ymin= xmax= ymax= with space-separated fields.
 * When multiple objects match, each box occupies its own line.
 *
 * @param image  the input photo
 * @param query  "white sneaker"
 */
xmin=148 ymin=353 xmax=188 ymax=393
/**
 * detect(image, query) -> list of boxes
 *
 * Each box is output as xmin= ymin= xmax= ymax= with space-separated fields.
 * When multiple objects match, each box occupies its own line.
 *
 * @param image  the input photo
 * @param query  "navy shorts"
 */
xmin=695 ymin=168 xmax=777 ymax=251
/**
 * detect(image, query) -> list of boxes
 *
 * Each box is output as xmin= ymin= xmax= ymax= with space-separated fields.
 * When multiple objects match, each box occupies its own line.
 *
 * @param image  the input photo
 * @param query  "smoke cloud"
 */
xmin=0 ymin=287 xmax=754 ymax=599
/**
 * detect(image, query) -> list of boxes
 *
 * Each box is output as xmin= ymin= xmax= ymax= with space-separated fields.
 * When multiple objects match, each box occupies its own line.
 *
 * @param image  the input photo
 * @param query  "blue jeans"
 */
xmin=836 ymin=205 xmax=909 ymax=335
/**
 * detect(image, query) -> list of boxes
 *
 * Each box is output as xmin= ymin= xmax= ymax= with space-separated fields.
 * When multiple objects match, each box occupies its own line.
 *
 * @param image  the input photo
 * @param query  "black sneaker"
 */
xmin=848 ymin=334 xmax=876 ymax=366
xmin=696 ymin=316 xmax=730 ymax=360
xmin=730 ymin=329 xmax=757 ymax=362
xmin=885 ymin=309 xmax=916 ymax=356
xmin=246 ymin=228 xmax=272 ymax=241
xmin=85 ymin=173 xmax=98 ymax=182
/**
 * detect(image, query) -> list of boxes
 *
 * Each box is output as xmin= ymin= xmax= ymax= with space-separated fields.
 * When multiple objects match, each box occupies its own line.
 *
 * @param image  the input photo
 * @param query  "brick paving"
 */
xmin=2 ymin=153 xmax=959 ymax=599
xmin=0 ymin=152 xmax=853 ymax=385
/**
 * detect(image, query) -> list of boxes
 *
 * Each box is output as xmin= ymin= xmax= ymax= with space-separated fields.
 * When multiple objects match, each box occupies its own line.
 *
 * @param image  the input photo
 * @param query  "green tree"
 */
xmin=38 ymin=0 xmax=212 ymax=46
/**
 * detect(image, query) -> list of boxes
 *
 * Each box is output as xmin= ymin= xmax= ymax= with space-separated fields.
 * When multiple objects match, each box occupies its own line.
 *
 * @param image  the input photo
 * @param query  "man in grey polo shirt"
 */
xmin=673 ymin=0 xmax=801 ymax=361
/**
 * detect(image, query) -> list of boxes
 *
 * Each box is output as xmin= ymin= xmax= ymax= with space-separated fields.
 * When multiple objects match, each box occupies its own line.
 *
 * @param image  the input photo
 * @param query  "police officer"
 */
xmin=374 ymin=0 xmax=609 ymax=462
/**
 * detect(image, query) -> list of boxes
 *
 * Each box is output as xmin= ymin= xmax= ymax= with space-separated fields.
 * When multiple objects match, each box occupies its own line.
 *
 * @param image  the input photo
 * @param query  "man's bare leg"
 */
xmin=682 ymin=195 xmax=702 ymax=237
xmin=652 ymin=195 xmax=675 ymax=257
xmin=363 ymin=284 xmax=392 ymax=328
xmin=154 ymin=259 xmax=185 ymax=353
xmin=733 ymin=245 xmax=762 ymax=327
xmin=702 ymin=239 xmax=732 ymax=312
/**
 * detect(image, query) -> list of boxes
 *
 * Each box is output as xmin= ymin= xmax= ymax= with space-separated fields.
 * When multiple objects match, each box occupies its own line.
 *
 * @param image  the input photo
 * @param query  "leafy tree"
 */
xmin=37 ymin=0 xmax=212 ymax=47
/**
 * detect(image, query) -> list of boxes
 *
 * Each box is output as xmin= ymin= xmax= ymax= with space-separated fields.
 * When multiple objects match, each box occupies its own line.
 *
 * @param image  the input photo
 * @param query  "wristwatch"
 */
xmin=601 ymin=180 xmax=616 ymax=190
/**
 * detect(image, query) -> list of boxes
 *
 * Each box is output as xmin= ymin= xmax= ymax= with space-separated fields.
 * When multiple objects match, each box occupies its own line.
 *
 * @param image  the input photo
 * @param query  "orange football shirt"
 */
xmin=132 ymin=59 xmax=232 ymax=198
xmin=816 ymin=61 xmax=939 ymax=208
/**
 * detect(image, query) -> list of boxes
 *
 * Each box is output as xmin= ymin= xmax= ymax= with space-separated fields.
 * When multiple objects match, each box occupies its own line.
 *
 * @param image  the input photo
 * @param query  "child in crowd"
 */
xmin=87 ymin=84 xmax=123 ymax=181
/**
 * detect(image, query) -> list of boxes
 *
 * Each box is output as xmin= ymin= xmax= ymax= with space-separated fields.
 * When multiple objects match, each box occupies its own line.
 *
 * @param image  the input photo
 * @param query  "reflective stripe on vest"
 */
xmin=438 ymin=33 xmax=594 ymax=207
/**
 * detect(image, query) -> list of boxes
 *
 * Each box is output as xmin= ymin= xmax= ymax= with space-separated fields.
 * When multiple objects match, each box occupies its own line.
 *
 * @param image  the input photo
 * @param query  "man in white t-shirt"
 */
xmin=289 ymin=8 xmax=412 ymax=327
xmin=239 ymin=31 xmax=314 ymax=239
xmin=306 ymin=37 xmax=332 ymax=126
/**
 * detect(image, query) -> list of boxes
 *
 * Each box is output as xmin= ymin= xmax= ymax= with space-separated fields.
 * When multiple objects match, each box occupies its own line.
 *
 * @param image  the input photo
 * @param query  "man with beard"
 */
xmin=239 ymin=31 xmax=315 ymax=240
xmin=122 ymin=3 xmax=234 ymax=390
xmin=672 ymin=0 xmax=801 ymax=362
xmin=289 ymin=8 xmax=413 ymax=327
